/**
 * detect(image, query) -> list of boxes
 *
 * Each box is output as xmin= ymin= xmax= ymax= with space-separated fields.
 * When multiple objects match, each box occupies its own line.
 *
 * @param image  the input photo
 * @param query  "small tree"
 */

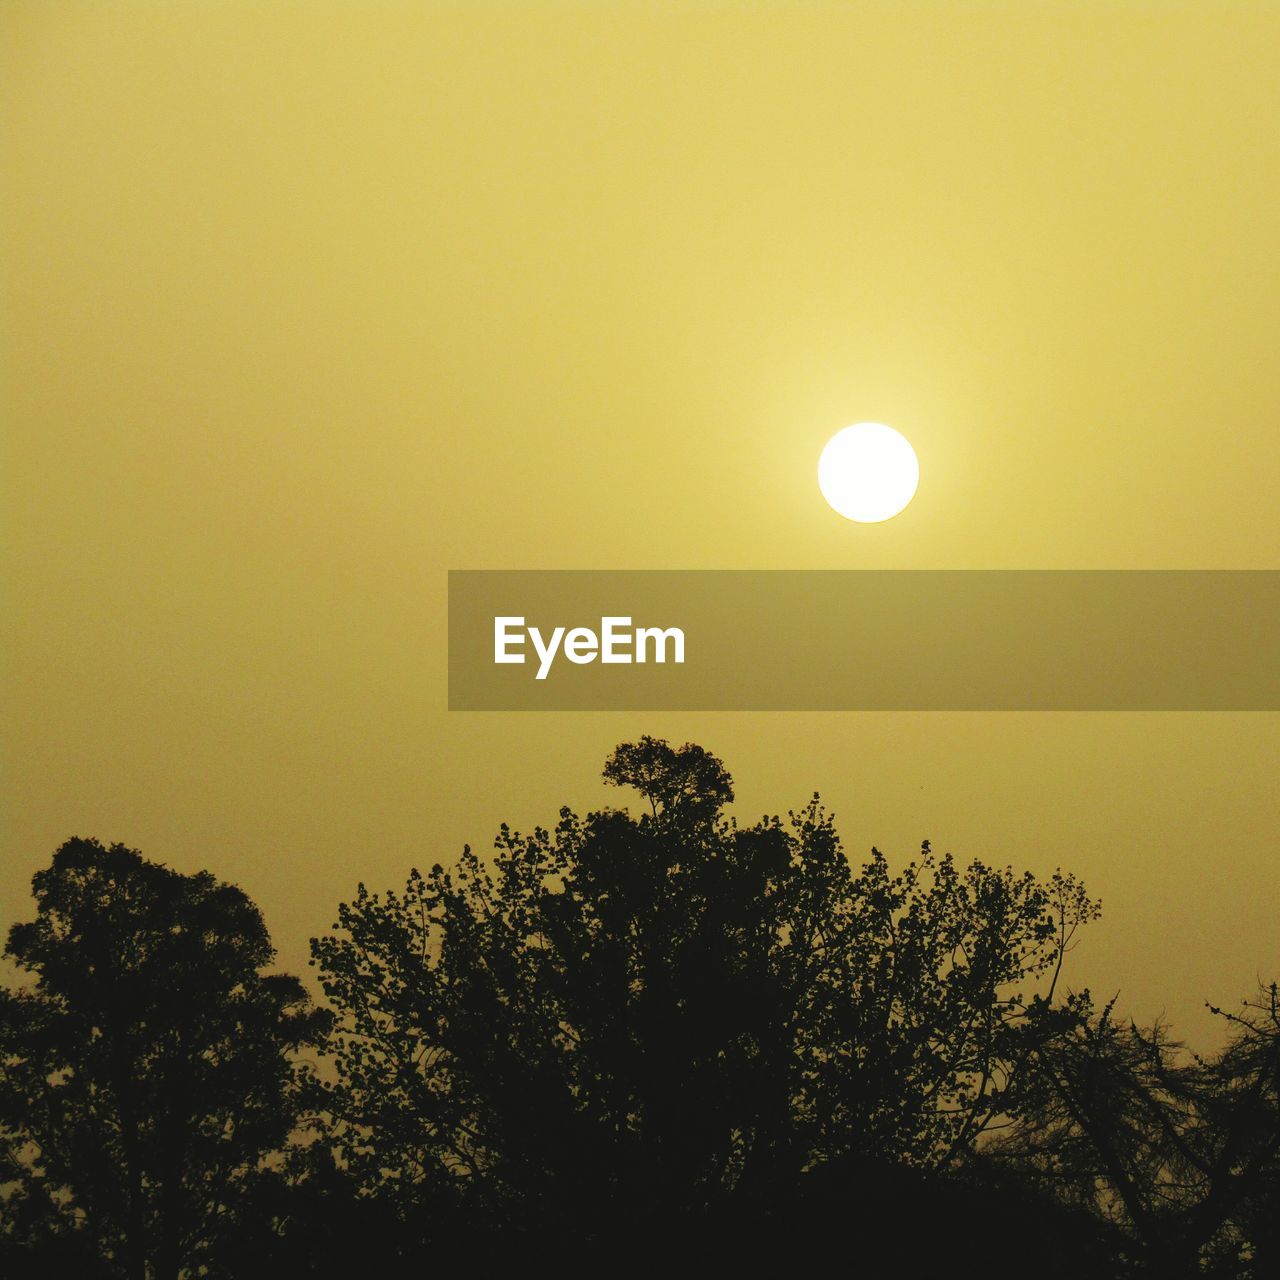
xmin=0 ymin=838 xmax=330 ymax=1280
xmin=311 ymin=738 xmax=1097 ymax=1264
xmin=992 ymin=984 xmax=1280 ymax=1278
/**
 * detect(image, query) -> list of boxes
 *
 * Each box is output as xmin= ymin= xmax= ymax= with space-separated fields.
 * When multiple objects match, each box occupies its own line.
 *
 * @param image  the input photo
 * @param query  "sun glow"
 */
xmin=818 ymin=423 xmax=919 ymax=523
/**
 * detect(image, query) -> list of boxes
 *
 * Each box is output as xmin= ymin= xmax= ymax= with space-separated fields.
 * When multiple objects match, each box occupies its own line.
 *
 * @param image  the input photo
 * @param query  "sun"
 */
xmin=817 ymin=422 xmax=919 ymax=523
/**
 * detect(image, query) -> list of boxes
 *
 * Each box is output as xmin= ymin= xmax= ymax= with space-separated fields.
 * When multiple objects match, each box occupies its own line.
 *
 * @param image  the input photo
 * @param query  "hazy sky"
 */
xmin=4 ymin=2 xmax=1278 ymax=1044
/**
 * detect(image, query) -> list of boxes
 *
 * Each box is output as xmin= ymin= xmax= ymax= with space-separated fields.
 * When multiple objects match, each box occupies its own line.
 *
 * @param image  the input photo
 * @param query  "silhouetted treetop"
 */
xmin=0 ymin=838 xmax=328 ymax=1280
xmin=310 ymin=738 xmax=1099 ymax=1269
xmin=4 ymin=751 xmax=1276 ymax=1278
xmin=992 ymin=982 xmax=1280 ymax=1279
xmin=601 ymin=735 xmax=734 ymax=827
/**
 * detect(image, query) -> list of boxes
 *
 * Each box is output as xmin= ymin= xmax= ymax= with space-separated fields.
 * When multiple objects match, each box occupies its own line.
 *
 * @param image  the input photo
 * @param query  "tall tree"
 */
xmin=311 ymin=737 xmax=1097 ymax=1265
xmin=0 ymin=838 xmax=329 ymax=1280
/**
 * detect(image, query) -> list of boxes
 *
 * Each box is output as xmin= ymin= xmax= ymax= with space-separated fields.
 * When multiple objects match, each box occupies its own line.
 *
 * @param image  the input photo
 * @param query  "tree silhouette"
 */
xmin=310 ymin=737 xmax=1099 ymax=1269
xmin=990 ymin=984 xmax=1280 ymax=1278
xmin=12 ymin=744 xmax=1272 ymax=1276
xmin=0 ymin=838 xmax=329 ymax=1280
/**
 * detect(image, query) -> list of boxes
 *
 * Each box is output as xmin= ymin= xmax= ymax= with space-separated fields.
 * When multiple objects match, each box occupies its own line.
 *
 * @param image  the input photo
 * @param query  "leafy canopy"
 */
xmin=311 ymin=738 xmax=1097 ymax=1253
xmin=0 ymin=838 xmax=328 ymax=1280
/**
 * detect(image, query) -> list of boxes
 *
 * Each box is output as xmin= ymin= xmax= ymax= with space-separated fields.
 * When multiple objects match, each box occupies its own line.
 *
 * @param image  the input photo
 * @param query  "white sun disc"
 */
xmin=818 ymin=422 xmax=919 ymax=523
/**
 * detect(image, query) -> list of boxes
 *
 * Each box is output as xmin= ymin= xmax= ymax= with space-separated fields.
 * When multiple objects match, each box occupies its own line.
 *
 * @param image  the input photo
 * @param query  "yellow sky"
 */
xmin=3 ymin=2 xmax=1278 ymax=1043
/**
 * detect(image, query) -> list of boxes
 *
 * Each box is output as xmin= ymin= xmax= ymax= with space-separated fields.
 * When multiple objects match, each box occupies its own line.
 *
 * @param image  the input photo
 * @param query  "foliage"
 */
xmin=7 ymin=743 xmax=1274 ymax=1276
xmin=989 ymin=984 xmax=1280 ymax=1278
xmin=0 ymin=838 xmax=329 ymax=1280
xmin=310 ymin=736 xmax=1098 ymax=1261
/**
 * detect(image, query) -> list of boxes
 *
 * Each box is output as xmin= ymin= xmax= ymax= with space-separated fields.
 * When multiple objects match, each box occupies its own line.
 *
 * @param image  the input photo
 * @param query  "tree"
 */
xmin=990 ymin=984 xmax=1280 ymax=1278
xmin=0 ymin=838 xmax=330 ymax=1280
xmin=310 ymin=738 xmax=1098 ymax=1267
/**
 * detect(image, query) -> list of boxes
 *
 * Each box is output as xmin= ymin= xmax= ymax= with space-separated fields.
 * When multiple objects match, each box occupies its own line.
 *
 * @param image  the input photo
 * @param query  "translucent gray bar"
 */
xmin=448 ymin=571 xmax=1280 ymax=710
